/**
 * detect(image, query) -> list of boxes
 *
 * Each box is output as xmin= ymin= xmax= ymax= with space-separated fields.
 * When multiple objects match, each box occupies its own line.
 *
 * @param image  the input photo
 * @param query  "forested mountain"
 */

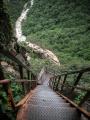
xmin=3 ymin=0 xmax=90 ymax=69
xmin=4 ymin=0 xmax=28 ymax=25
xmin=0 ymin=1 xmax=90 ymax=119
xmin=5 ymin=0 xmax=90 ymax=68
xmin=23 ymin=0 xmax=90 ymax=65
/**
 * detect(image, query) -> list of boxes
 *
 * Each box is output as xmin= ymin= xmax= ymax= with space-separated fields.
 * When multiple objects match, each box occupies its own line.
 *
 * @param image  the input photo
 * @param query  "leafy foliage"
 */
xmin=4 ymin=0 xmax=29 ymax=25
xmin=0 ymin=1 xmax=13 ymax=49
xmin=22 ymin=0 xmax=90 ymax=66
xmin=0 ymin=1 xmax=90 ymax=118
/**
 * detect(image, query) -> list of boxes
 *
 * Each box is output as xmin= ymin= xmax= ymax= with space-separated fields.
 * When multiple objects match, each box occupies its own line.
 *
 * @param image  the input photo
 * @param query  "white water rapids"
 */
xmin=15 ymin=0 xmax=60 ymax=65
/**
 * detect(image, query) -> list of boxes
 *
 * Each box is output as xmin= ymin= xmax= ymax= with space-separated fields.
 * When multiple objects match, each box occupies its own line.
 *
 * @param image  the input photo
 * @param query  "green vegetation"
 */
xmin=22 ymin=0 xmax=90 ymax=67
xmin=4 ymin=0 xmax=90 ymax=72
xmin=4 ymin=0 xmax=28 ymax=25
xmin=0 ymin=1 xmax=13 ymax=49
xmin=0 ymin=0 xmax=90 ymax=119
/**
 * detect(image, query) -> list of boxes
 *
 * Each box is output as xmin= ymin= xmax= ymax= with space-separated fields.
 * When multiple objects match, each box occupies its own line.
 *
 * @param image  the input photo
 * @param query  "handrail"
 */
xmin=0 ymin=79 xmax=37 ymax=109
xmin=59 ymin=83 xmax=90 ymax=92
xmin=57 ymin=92 xmax=90 ymax=119
xmin=0 ymin=48 xmax=35 ymax=76
xmin=51 ymin=67 xmax=90 ymax=78
xmin=14 ymin=80 xmax=37 ymax=83
xmin=0 ymin=79 xmax=37 ymax=84
xmin=0 ymin=48 xmax=37 ymax=111
xmin=47 ymin=67 xmax=90 ymax=76
xmin=0 ymin=79 xmax=10 ymax=84
xmin=49 ymin=67 xmax=90 ymax=119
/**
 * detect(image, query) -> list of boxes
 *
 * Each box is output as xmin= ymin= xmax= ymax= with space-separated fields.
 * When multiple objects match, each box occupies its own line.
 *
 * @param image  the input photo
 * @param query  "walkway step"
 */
xmin=17 ymin=84 xmax=80 ymax=120
xmin=31 ymin=96 xmax=64 ymax=100
xmin=26 ymin=105 xmax=80 ymax=120
xmin=27 ymin=102 xmax=70 ymax=107
xmin=29 ymin=98 xmax=65 ymax=103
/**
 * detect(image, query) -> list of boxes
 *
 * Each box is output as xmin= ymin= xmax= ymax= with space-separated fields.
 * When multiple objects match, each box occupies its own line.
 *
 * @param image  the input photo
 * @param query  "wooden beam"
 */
xmin=7 ymin=87 xmax=15 ymax=110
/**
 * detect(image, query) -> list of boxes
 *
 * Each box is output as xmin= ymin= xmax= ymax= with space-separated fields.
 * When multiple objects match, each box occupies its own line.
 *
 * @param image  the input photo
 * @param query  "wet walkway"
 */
xmin=17 ymin=83 xmax=80 ymax=120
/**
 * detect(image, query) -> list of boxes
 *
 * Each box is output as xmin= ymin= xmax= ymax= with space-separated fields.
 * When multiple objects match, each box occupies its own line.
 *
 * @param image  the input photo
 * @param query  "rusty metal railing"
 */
xmin=49 ymin=67 xmax=90 ymax=119
xmin=0 ymin=49 xmax=37 ymax=110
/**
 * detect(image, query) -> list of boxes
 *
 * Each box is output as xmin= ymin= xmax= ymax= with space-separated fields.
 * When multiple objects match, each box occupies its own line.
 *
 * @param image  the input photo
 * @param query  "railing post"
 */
xmin=61 ymin=74 xmax=67 ymax=91
xmin=71 ymin=72 xmax=83 ymax=92
xmin=0 ymin=63 xmax=4 ymax=80
xmin=49 ymin=78 xmax=53 ymax=89
xmin=18 ymin=65 xmax=25 ymax=94
xmin=26 ymin=70 xmax=30 ymax=92
xmin=27 ymin=70 xmax=30 ymax=80
xmin=53 ymin=77 xmax=57 ymax=90
xmin=55 ymin=76 xmax=61 ymax=91
xmin=7 ymin=84 xmax=15 ymax=110
xmin=29 ymin=72 xmax=32 ymax=90
xmin=51 ymin=78 xmax=53 ymax=89
xmin=52 ymin=77 xmax=54 ymax=89
xmin=49 ymin=78 xmax=51 ymax=87
xmin=0 ymin=64 xmax=15 ymax=110
xmin=19 ymin=65 xmax=23 ymax=79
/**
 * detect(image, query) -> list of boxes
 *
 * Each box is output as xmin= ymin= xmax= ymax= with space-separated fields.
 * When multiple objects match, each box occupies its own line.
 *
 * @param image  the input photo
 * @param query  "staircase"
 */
xmin=0 ymin=50 xmax=90 ymax=120
xmin=17 ymin=84 xmax=80 ymax=120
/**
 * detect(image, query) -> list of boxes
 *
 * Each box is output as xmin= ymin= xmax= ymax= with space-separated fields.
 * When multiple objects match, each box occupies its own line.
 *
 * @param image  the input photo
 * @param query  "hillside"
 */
xmin=22 ymin=0 xmax=90 ymax=67
xmin=0 ymin=1 xmax=90 ymax=119
xmin=4 ymin=0 xmax=90 ymax=73
xmin=4 ymin=0 xmax=28 ymax=25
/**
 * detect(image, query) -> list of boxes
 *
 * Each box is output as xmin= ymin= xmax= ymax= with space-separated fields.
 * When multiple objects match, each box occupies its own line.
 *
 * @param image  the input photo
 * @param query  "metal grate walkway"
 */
xmin=17 ymin=85 xmax=80 ymax=120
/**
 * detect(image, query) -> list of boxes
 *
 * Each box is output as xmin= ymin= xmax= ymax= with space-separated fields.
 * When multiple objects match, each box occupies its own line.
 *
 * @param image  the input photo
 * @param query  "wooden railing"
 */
xmin=0 ymin=49 xmax=37 ymax=110
xmin=49 ymin=67 xmax=90 ymax=118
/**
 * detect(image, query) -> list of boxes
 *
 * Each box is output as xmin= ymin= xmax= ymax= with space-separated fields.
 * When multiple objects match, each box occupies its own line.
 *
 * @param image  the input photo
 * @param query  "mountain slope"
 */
xmin=22 ymin=0 xmax=90 ymax=65
xmin=5 ymin=0 xmax=28 ymax=25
